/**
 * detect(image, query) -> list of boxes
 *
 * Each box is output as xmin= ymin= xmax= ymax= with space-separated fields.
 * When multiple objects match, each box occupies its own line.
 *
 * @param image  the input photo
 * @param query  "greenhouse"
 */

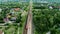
xmin=0 ymin=0 xmax=60 ymax=34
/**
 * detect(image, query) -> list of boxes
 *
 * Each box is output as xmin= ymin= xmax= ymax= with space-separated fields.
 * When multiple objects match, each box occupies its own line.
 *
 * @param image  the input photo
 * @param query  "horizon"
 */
xmin=0 ymin=0 xmax=60 ymax=3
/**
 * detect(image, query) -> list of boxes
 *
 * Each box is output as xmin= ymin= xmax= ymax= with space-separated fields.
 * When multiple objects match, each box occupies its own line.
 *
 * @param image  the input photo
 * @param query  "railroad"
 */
xmin=23 ymin=0 xmax=33 ymax=34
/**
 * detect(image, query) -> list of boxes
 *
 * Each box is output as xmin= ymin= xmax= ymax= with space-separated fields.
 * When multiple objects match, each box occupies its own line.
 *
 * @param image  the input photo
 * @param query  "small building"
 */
xmin=49 ymin=6 xmax=53 ymax=9
xmin=46 ymin=31 xmax=50 ymax=34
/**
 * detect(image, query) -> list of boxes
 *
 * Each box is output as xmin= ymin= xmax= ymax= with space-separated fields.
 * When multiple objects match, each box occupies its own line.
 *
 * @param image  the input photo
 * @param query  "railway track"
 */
xmin=23 ymin=0 xmax=33 ymax=34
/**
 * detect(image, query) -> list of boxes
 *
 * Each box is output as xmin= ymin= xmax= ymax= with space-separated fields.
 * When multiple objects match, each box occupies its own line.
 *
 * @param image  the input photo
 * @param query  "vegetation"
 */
xmin=0 ymin=1 xmax=60 ymax=34
xmin=0 ymin=2 xmax=28 ymax=34
xmin=33 ymin=9 xmax=60 ymax=34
